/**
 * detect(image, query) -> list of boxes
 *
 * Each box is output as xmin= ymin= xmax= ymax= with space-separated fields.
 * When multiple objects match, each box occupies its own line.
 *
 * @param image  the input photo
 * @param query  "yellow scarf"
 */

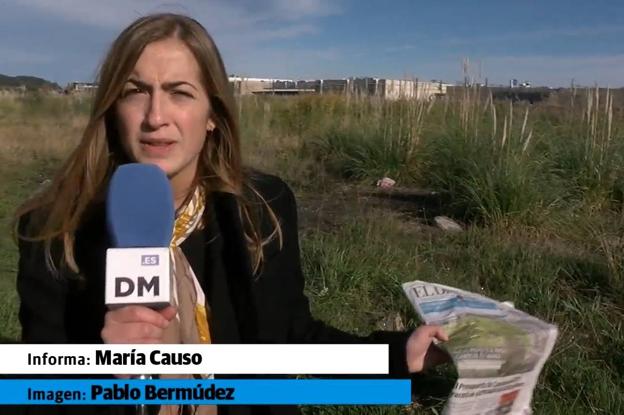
xmin=159 ymin=187 xmax=216 ymax=415
xmin=170 ymin=187 xmax=211 ymax=344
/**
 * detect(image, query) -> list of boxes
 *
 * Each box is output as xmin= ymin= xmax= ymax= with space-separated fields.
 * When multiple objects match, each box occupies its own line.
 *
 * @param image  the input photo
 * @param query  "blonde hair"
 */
xmin=14 ymin=13 xmax=281 ymax=274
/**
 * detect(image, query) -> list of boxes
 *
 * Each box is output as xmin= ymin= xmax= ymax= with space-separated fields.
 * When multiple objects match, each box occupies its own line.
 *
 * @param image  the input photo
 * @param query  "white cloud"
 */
xmin=11 ymin=0 xmax=336 ymax=55
xmin=257 ymin=23 xmax=319 ymax=40
xmin=13 ymin=0 xmax=140 ymax=29
xmin=13 ymin=0 xmax=340 ymax=29
xmin=266 ymin=0 xmax=340 ymax=19
xmin=6 ymin=1 xmax=621 ymax=86
xmin=7 ymin=0 xmax=340 ymax=82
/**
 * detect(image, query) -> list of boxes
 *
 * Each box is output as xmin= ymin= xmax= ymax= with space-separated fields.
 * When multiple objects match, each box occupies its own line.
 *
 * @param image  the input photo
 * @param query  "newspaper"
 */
xmin=402 ymin=281 xmax=558 ymax=415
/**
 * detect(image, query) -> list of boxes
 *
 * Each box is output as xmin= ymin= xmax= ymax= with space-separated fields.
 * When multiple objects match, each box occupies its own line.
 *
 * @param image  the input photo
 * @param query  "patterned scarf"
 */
xmin=159 ymin=186 xmax=216 ymax=415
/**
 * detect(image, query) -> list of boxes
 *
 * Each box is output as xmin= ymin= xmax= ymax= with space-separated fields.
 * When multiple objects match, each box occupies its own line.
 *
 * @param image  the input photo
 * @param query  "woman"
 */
xmin=14 ymin=13 xmax=448 ymax=415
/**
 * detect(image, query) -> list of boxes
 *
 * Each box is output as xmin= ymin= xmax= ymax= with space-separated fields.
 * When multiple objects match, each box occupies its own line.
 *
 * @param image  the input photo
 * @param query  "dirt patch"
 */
xmin=295 ymin=182 xmax=447 ymax=236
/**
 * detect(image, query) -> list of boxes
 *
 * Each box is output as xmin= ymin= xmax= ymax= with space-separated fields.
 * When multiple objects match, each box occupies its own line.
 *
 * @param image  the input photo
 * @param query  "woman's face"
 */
xmin=115 ymin=37 xmax=215 ymax=189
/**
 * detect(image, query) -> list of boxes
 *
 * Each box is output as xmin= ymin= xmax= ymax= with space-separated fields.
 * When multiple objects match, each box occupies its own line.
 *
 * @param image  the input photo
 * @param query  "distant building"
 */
xmin=61 ymin=77 xmax=452 ymax=99
xmin=65 ymin=82 xmax=98 ymax=94
xmin=510 ymin=79 xmax=532 ymax=88
xmin=230 ymin=76 xmax=451 ymax=100
xmin=229 ymin=77 xmax=315 ymax=96
xmin=379 ymin=79 xmax=450 ymax=100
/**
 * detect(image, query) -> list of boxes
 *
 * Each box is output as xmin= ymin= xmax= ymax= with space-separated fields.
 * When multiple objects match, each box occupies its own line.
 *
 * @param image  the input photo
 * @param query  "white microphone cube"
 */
xmin=105 ymin=247 xmax=171 ymax=309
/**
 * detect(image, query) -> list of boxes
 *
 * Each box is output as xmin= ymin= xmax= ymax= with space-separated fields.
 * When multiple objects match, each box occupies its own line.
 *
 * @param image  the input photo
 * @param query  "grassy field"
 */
xmin=1 ymin=90 xmax=623 ymax=414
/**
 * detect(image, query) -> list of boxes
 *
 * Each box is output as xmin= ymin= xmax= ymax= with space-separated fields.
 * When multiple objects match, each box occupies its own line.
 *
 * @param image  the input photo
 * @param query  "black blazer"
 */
xmin=11 ymin=172 xmax=411 ymax=415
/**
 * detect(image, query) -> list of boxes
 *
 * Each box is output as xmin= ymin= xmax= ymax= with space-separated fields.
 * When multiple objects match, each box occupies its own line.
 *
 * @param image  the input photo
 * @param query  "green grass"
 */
xmin=299 ymin=215 xmax=624 ymax=414
xmin=1 ymin=91 xmax=623 ymax=413
xmin=0 ymin=159 xmax=61 ymax=341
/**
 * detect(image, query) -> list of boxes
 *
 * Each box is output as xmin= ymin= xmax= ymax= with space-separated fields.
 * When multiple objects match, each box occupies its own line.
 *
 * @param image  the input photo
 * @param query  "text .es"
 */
xmin=141 ymin=255 xmax=159 ymax=266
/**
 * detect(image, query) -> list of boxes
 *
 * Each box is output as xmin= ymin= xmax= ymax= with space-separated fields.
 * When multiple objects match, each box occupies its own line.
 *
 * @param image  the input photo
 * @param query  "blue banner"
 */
xmin=0 ymin=379 xmax=411 ymax=405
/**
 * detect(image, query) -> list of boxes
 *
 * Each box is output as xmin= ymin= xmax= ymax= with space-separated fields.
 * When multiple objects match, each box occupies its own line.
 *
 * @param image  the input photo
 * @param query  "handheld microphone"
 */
xmin=105 ymin=163 xmax=175 ymax=309
xmin=104 ymin=163 xmax=176 ymax=415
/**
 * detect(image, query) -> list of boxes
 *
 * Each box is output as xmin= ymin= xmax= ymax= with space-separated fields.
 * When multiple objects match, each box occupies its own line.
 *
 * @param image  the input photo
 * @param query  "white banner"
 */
xmin=0 ymin=344 xmax=388 ymax=375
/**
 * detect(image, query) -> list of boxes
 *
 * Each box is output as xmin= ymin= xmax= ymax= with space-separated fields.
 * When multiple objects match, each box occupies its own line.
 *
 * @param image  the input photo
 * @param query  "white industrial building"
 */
xmin=229 ymin=76 xmax=451 ymax=100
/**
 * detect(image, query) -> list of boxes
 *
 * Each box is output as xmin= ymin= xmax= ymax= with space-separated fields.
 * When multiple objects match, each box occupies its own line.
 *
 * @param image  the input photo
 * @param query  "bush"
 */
xmin=418 ymin=127 xmax=563 ymax=224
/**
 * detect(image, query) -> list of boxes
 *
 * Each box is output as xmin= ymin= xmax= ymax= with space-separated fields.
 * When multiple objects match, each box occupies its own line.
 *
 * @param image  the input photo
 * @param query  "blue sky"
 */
xmin=1 ymin=0 xmax=623 ymax=87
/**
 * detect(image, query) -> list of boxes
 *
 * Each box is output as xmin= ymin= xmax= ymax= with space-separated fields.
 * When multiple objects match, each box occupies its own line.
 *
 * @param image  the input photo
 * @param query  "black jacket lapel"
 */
xmin=209 ymin=192 xmax=258 ymax=344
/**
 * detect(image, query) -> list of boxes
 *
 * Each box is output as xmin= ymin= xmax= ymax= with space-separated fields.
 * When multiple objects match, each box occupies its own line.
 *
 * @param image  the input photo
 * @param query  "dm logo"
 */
xmin=141 ymin=255 xmax=159 ymax=266
xmin=115 ymin=276 xmax=160 ymax=297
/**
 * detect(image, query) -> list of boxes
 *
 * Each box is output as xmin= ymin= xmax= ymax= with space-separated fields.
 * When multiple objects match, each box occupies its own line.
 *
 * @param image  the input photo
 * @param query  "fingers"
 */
xmin=406 ymin=325 xmax=450 ymax=373
xmin=431 ymin=326 xmax=449 ymax=342
xmin=101 ymin=321 xmax=166 ymax=344
xmin=159 ymin=305 xmax=178 ymax=322
xmin=101 ymin=305 xmax=177 ymax=344
xmin=414 ymin=325 xmax=449 ymax=342
xmin=106 ymin=305 xmax=173 ymax=328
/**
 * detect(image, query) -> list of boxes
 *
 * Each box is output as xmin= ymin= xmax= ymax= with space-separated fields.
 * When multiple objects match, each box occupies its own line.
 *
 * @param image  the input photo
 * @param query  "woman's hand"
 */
xmin=406 ymin=325 xmax=450 ymax=373
xmin=101 ymin=305 xmax=177 ymax=344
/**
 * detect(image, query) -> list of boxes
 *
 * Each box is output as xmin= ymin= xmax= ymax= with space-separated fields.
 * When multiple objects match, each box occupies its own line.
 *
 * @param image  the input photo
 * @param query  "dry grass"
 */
xmin=0 ymin=94 xmax=89 ymax=168
xmin=0 ymin=117 xmax=85 ymax=165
